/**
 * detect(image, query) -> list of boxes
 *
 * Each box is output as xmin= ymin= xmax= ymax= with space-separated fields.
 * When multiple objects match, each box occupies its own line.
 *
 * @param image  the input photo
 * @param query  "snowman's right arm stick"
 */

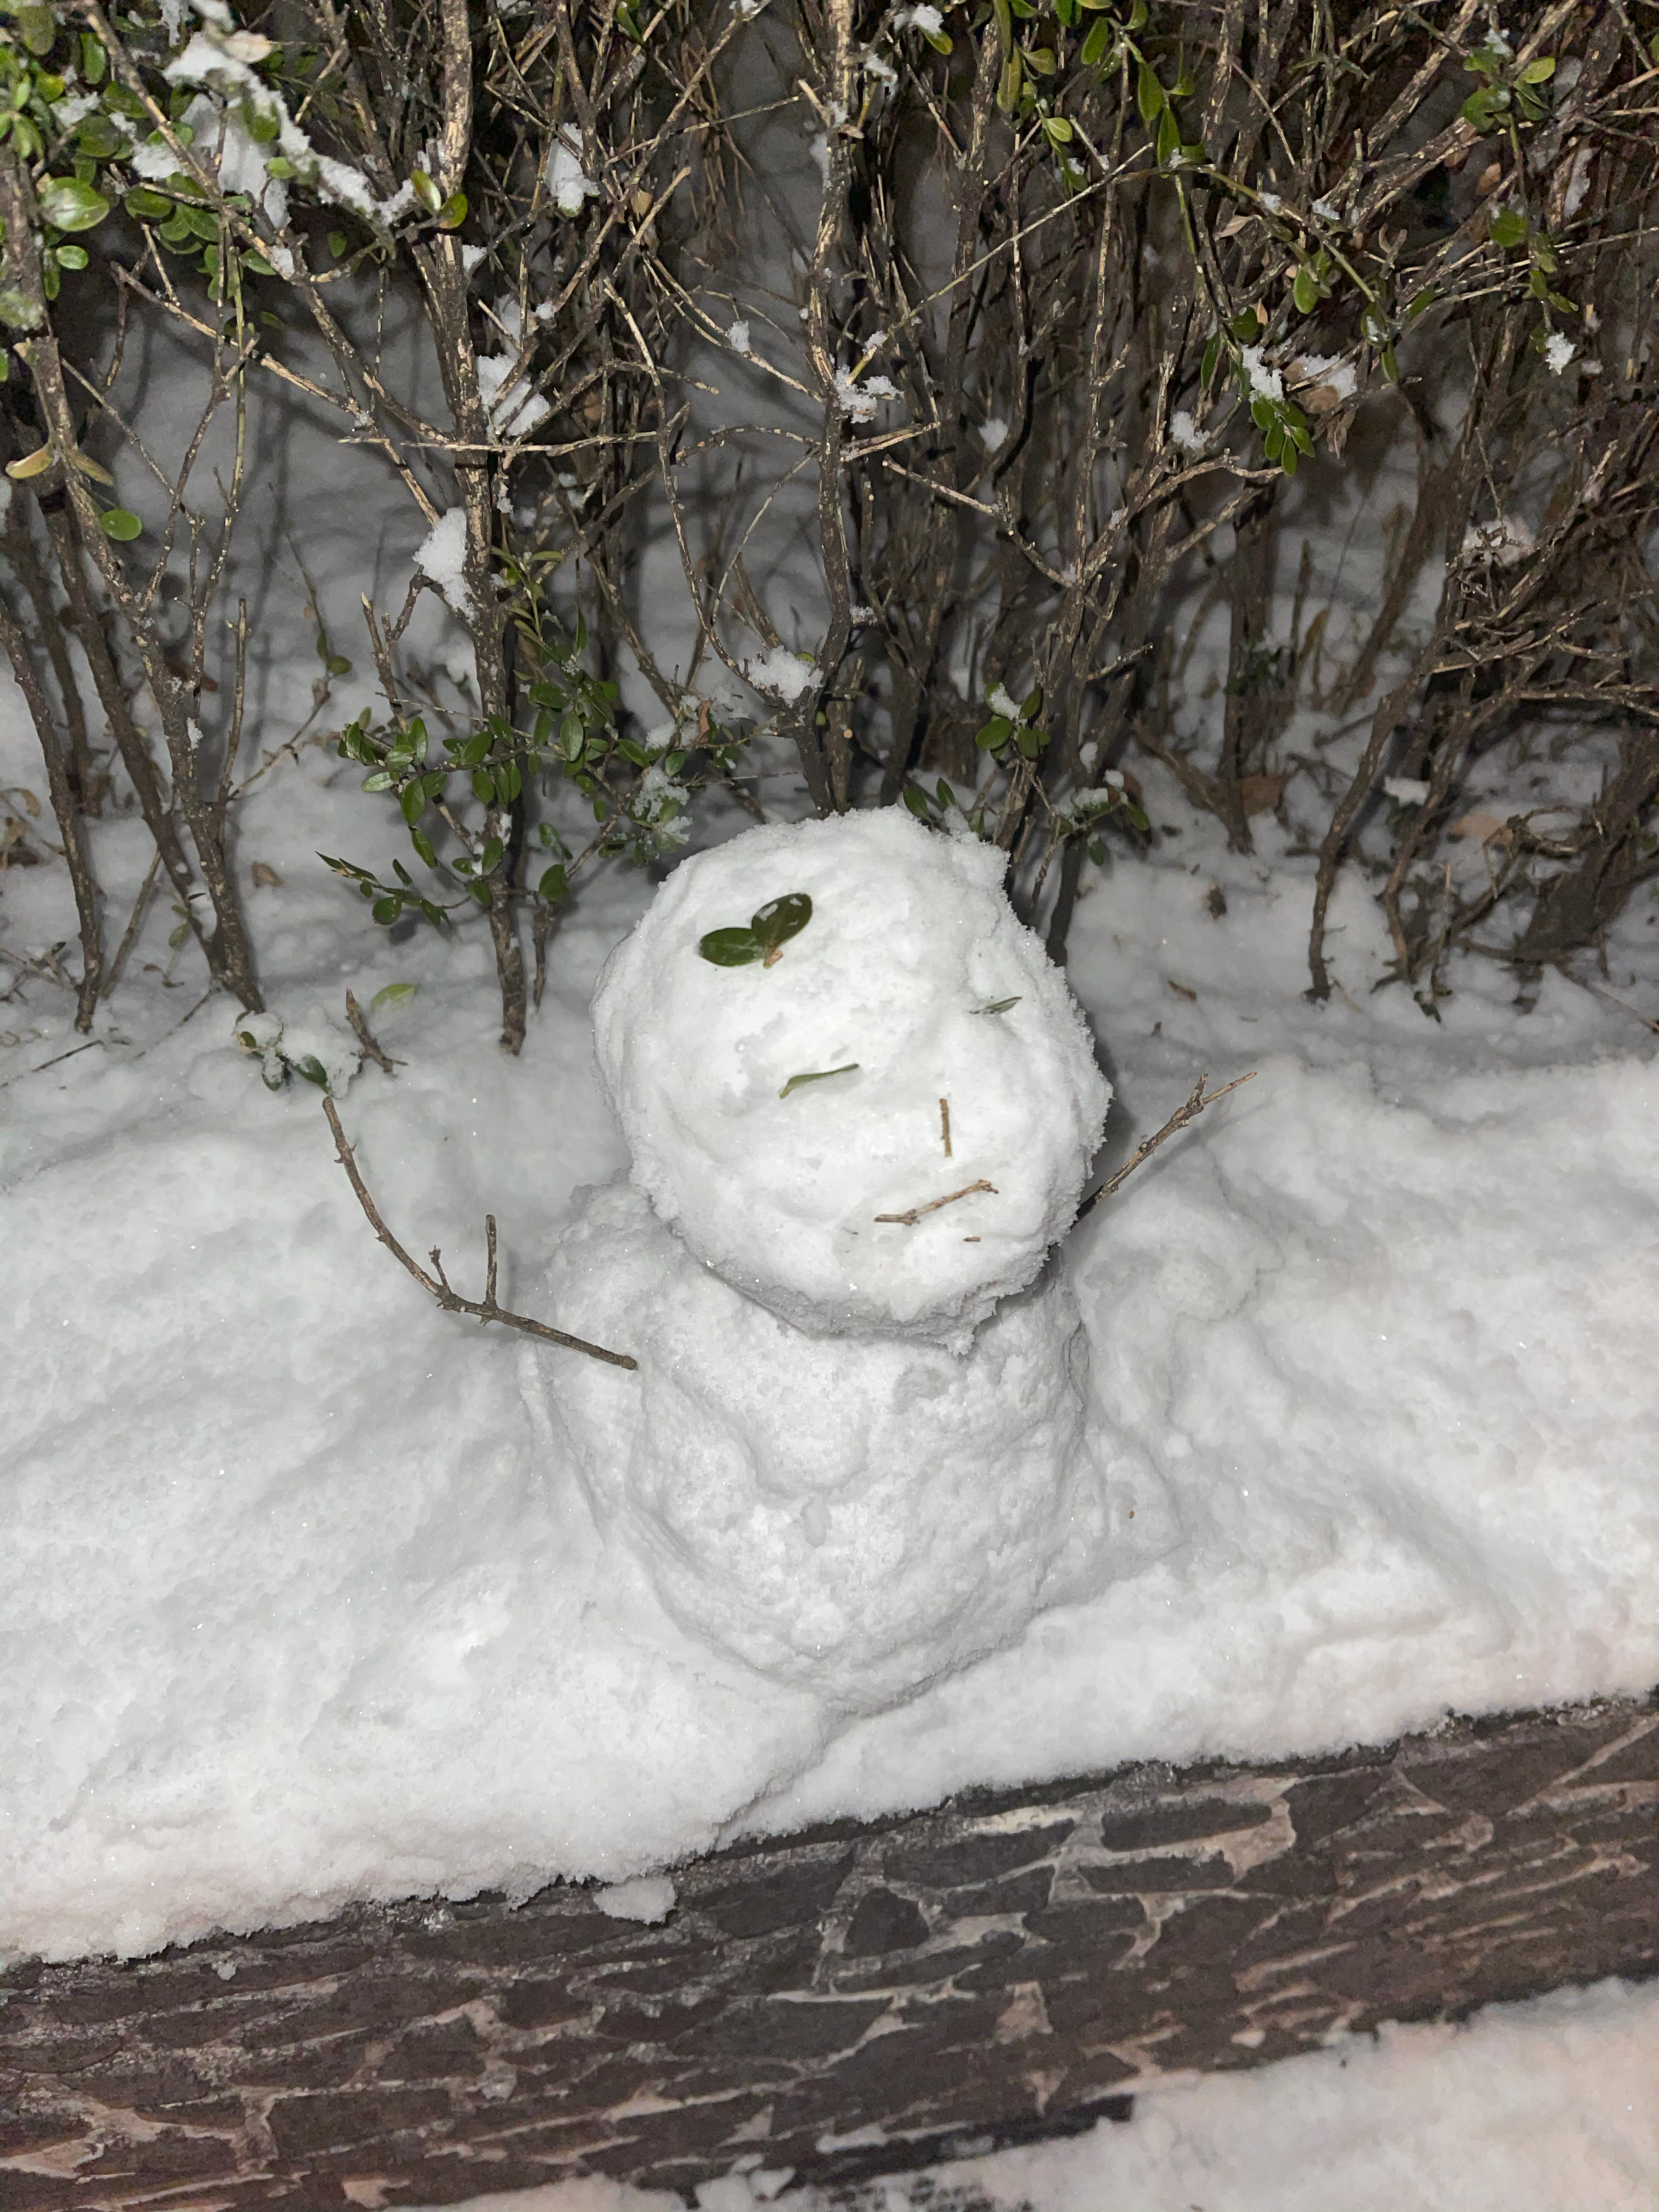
xmin=321 ymin=1098 xmax=639 ymax=1370
xmin=1074 ymin=1070 xmax=1257 ymax=1225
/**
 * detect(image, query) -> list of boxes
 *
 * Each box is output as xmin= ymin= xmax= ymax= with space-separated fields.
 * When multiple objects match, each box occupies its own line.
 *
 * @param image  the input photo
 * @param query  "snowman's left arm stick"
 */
xmin=1073 ymin=1070 xmax=1257 ymax=1226
xmin=321 ymin=1097 xmax=639 ymax=1371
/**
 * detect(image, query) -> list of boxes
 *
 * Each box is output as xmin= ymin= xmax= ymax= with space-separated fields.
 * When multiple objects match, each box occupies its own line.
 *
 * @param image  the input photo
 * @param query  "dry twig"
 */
xmin=321 ymin=1096 xmax=636 ymax=1370
xmin=1074 ymin=1071 xmax=1257 ymax=1224
xmin=875 ymin=1177 xmax=997 ymax=1227
xmin=344 ymin=990 xmax=402 ymax=1076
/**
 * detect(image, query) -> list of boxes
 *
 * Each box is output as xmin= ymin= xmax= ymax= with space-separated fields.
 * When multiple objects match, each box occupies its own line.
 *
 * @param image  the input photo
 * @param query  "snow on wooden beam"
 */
xmin=2 ymin=1694 xmax=1654 ymax=2212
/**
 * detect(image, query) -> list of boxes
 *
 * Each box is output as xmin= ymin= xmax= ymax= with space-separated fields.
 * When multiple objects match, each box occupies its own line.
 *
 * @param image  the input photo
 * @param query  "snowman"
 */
xmin=541 ymin=809 xmax=1118 ymax=1713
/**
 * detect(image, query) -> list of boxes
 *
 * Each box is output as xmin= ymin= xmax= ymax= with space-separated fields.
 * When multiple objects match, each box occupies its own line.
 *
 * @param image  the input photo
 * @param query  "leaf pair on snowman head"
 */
xmin=698 ymin=891 xmax=812 ymax=969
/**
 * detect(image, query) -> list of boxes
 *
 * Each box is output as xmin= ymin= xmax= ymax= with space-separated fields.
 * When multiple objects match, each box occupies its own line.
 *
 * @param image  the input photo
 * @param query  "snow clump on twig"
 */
xmin=413 ymin=507 xmax=473 ymax=617
xmin=1170 ymin=409 xmax=1209 ymax=453
xmin=744 ymin=645 xmax=816 ymax=702
xmin=546 ymin=129 xmax=599 ymax=217
xmin=1240 ymin=344 xmax=1284 ymax=403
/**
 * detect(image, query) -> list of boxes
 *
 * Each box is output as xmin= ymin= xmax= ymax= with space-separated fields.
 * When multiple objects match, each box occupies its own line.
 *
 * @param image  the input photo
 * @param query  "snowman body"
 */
xmin=543 ymin=810 xmax=1116 ymax=1710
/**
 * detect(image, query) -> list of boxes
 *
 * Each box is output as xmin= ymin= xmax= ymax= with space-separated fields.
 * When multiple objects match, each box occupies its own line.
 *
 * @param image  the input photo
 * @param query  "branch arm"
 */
xmin=1074 ymin=1070 xmax=1257 ymax=1224
xmin=321 ymin=1098 xmax=637 ymax=1369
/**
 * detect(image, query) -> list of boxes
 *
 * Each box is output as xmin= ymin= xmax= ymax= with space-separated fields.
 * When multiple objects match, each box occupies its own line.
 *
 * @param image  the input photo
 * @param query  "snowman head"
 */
xmin=592 ymin=809 xmax=1110 ymax=1348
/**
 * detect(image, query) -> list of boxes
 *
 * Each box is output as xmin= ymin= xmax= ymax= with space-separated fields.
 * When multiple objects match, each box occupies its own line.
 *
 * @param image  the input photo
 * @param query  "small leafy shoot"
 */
xmin=751 ymin=891 xmax=812 ymax=963
xmin=699 ymin=926 xmax=764 ymax=967
xmin=698 ymin=890 xmax=813 ymax=968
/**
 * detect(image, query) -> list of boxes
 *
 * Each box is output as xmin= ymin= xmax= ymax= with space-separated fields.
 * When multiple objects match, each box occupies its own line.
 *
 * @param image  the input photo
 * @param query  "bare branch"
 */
xmin=1074 ymin=1072 xmax=1259 ymax=1225
xmin=321 ymin=1097 xmax=637 ymax=1370
xmin=344 ymin=990 xmax=402 ymax=1075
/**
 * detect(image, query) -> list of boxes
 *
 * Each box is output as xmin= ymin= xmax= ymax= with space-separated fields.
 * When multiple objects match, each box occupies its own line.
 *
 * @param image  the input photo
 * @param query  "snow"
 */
xmin=548 ymin=129 xmax=600 ymax=217
xmin=181 ymin=93 xmax=288 ymax=223
xmin=477 ymin=351 xmax=552 ymax=438
xmin=2 ymin=840 xmax=1656 ymax=1958
xmin=545 ymin=1183 xmax=1105 ymax=1706
xmin=2 ymin=320 xmax=1657 ymax=1972
xmin=1544 ymin=331 xmax=1578 ymax=376
xmin=590 ymin=811 xmax=1109 ymax=1345
xmin=413 ymin=505 xmax=473 ymax=616
xmin=1383 ymin=775 xmax=1429 ymax=805
xmin=1169 ymin=409 xmax=1207 ymax=453
xmin=1292 ymin=350 xmax=1356 ymax=401
xmin=1239 ymin=345 xmax=1284 ymax=404
xmin=593 ymin=1873 xmax=677 ymax=1923
xmin=631 ymin=764 xmax=691 ymax=848
xmin=978 ymin=416 xmax=1008 ymax=452
xmin=128 ymin=137 xmax=183 ymax=180
xmin=727 ymin=320 xmax=753 ymax=356
xmin=231 ymin=1002 xmax=359 ymax=1093
xmin=6 ymin=689 xmax=1655 ymax=1968
xmin=163 ymin=27 xmax=273 ymax=85
xmin=834 ymin=368 xmax=900 ymax=423
xmin=744 ymin=645 xmax=817 ymax=701
xmin=309 ymin=153 xmax=380 ymax=220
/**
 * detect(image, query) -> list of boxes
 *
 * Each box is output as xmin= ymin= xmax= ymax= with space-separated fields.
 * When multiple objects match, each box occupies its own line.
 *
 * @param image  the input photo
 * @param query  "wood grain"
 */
xmin=2 ymin=1695 xmax=1654 ymax=2212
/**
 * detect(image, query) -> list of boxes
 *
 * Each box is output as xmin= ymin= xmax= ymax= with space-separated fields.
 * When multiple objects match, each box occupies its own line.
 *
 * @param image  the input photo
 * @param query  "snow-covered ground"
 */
xmin=421 ymin=1978 xmax=1659 ymax=2212
xmin=4 ymin=692 xmax=1654 ymax=1962
xmin=2 ymin=325 xmax=1657 ymax=1968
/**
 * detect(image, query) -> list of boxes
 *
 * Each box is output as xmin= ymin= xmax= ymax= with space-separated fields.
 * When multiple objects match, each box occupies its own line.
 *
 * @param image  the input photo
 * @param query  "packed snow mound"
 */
xmin=540 ymin=1181 xmax=1116 ymax=1709
xmin=591 ymin=810 xmax=1110 ymax=1346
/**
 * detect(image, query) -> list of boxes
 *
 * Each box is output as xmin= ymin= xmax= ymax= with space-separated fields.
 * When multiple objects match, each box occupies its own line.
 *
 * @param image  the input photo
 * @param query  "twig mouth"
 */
xmin=874 ymin=1177 xmax=997 ymax=1228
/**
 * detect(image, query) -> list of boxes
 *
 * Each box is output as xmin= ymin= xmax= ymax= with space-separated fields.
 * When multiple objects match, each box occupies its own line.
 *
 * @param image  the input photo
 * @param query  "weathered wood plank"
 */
xmin=2 ymin=1695 xmax=1654 ymax=2212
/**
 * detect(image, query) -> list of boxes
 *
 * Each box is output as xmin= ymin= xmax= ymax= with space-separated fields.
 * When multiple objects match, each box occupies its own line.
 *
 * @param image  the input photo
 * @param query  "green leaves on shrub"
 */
xmin=98 ymin=507 xmax=141 ymax=539
xmin=319 ymin=852 xmax=447 ymax=930
xmin=698 ymin=891 xmax=812 ymax=968
xmin=1463 ymin=43 xmax=1555 ymax=133
xmin=38 ymin=177 xmax=110 ymax=232
xmin=14 ymin=4 xmax=55 ymax=56
xmin=975 ymin=684 xmax=1051 ymax=755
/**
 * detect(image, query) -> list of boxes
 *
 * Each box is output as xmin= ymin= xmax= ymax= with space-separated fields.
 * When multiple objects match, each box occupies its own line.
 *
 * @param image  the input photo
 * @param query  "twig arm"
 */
xmin=321 ymin=1098 xmax=637 ymax=1370
xmin=1074 ymin=1070 xmax=1257 ymax=1224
